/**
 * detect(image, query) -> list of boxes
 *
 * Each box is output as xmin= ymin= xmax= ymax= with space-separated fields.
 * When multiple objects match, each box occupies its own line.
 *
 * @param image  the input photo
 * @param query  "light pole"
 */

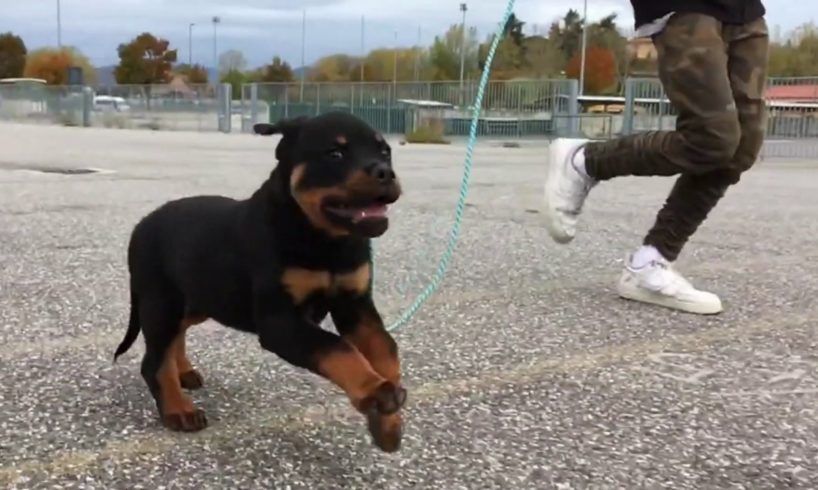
xmin=414 ymin=26 xmax=421 ymax=82
xmin=300 ymin=9 xmax=306 ymax=102
xmin=188 ymin=23 xmax=195 ymax=66
xmin=579 ymin=0 xmax=588 ymax=95
xmin=360 ymin=15 xmax=365 ymax=82
xmin=458 ymin=3 xmax=467 ymax=91
xmin=212 ymin=16 xmax=221 ymax=79
xmin=56 ymin=0 xmax=62 ymax=48
xmin=392 ymin=30 xmax=398 ymax=88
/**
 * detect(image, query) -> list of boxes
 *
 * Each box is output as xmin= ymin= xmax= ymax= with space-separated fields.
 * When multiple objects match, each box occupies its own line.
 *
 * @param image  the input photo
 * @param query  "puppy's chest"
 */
xmin=280 ymin=263 xmax=370 ymax=304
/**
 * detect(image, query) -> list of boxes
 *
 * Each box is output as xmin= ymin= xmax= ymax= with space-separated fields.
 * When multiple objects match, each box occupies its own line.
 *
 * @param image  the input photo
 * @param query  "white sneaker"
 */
xmin=543 ymin=138 xmax=596 ymax=244
xmin=617 ymin=256 xmax=723 ymax=315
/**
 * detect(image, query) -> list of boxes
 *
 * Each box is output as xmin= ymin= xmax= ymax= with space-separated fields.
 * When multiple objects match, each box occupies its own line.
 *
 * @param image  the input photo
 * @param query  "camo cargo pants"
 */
xmin=583 ymin=13 xmax=770 ymax=261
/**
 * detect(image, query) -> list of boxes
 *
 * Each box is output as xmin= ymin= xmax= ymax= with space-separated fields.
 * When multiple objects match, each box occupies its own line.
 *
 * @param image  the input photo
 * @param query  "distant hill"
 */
xmin=95 ymin=65 xmax=117 ymax=86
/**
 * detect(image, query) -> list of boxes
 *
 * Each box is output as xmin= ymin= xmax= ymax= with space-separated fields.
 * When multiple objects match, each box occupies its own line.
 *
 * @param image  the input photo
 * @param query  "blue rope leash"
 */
xmin=371 ymin=0 xmax=516 ymax=333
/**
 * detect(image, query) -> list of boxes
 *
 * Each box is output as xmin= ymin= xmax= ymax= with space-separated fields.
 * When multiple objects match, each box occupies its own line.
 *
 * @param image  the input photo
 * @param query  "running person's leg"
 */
xmin=543 ymin=13 xmax=768 ymax=314
xmin=617 ymin=17 xmax=770 ymax=313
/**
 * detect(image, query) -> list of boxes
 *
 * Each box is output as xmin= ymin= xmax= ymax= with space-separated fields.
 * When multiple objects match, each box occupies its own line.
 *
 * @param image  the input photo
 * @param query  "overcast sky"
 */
xmin=0 ymin=0 xmax=807 ymax=69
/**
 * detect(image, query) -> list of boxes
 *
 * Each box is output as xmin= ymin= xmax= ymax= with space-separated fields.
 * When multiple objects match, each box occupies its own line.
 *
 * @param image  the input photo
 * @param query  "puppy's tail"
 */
xmin=113 ymin=290 xmax=140 ymax=363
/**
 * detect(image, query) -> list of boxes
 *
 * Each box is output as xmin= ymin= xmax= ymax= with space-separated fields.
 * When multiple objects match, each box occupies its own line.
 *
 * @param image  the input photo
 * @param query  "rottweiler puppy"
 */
xmin=113 ymin=111 xmax=407 ymax=452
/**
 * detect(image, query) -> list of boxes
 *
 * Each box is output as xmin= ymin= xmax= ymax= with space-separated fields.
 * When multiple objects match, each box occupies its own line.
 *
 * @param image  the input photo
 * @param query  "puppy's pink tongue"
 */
xmin=353 ymin=204 xmax=389 ymax=221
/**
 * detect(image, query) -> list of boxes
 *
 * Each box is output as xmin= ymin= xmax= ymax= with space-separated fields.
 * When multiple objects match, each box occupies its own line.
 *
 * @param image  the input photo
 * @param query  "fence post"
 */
xmin=623 ymin=78 xmax=635 ymax=135
xmin=566 ymin=79 xmax=580 ymax=137
xmin=316 ymin=83 xmax=321 ymax=116
xmin=250 ymin=83 xmax=259 ymax=130
xmin=82 ymin=86 xmax=93 ymax=127
xmin=217 ymin=83 xmax=232 ymax=133
xmin=387 ymin=84 xmax=392 ymax=134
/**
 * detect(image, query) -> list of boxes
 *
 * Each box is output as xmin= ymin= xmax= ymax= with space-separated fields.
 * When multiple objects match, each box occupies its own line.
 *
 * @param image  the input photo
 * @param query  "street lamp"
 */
xmin=188 ymin=23 xmax=195 ymax=66
xmin=300 ymin=9 xmax=306 ymax=102
xmin=212 ymin=16 xmax=221 ymax=78
xmin=56 ymin=0 xmax=62 ymax=48
xmin=458 ymin=3 xmax=468 ymax=91
xmin=392 ymin=30 xmax=398 ymax=87
xmin=579 ymin=0 xmax=588 ymax=95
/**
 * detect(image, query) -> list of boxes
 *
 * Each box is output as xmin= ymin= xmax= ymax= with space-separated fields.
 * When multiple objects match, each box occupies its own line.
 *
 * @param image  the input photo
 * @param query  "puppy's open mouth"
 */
xmin=320 ymin=191 xmax=398 ymax=238
xmin=323 ymin=196 xmax=392 ymax=223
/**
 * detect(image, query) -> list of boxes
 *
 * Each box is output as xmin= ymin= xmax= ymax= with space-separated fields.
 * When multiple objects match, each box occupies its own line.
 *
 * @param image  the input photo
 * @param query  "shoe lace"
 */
xmin=646 ymin=259 xmax=693 ymax=293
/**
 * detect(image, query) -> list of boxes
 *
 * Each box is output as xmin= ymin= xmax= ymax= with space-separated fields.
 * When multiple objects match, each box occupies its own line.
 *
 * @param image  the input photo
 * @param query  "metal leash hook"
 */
xmin=370 ymin=0 xmax=517 ymax=333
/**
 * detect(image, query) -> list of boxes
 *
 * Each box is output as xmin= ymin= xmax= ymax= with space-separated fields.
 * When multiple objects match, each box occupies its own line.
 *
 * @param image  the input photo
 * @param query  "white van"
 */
xmin=94 ymin=95 xmax=130 ymax=112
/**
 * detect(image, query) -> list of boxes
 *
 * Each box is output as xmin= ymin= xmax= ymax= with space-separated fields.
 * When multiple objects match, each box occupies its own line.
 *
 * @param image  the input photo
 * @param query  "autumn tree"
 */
xmin=477 ymin=14 xmax=529 ymax=80
xmin=255 ymin=56 xmax=295 ymax=82
xmin=174 ymin=63 xmax=209 ymax=84
xmin=309 ymin=54 xmax=358 ymax=81
xmin=768 ymin=22 xmax=818 ymax=76
xmin=114 ymin=32 xmax=177 ymax=84
xmin=0 ymin=32 xmax=27 ymax=79
xmin=566 ymin=46 xmax=617 ymax=94
xmin=23 ymin=46 xmax=97 ymax=85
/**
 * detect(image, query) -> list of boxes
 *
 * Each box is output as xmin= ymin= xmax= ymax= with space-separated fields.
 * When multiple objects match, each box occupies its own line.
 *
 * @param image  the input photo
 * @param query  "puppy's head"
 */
xmin=255 ymin=112 xmax=401 ymax=238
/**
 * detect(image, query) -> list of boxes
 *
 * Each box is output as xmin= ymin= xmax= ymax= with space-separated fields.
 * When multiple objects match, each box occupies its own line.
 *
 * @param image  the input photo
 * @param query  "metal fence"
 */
xmin=2 ymin=77 xmax=818 ymax=159
xmin=240 ymin=80 xmax=582 ymax=139
xmin=0 ymin=82 xmax=234 ymax=132
xmin=0 ymin=83 xmax=92 ymax=127
xmin=623 ymin=76 xmax=818 ymax=158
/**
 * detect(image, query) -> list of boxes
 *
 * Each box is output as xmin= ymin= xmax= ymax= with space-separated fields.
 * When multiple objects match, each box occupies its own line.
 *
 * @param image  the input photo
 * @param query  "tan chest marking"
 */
xmin=281 ymin=263 xmax=371 ymax=304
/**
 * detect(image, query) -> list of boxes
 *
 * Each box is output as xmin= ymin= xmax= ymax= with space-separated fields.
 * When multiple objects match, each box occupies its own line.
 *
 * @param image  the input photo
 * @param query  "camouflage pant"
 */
xmin=584 ymin=13 xmax=769 ymax=261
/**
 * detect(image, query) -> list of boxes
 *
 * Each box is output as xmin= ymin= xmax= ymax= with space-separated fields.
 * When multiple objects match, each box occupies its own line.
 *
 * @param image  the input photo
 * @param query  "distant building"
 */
xmin=627 ymin=37 xmax=657 ymax=61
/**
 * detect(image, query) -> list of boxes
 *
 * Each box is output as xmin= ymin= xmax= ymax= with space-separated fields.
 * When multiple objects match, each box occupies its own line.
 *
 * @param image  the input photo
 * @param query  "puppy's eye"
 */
xmin=328 ymin=150 xmax=343 ymax=160
xmin=381 ymin=147 xmax=391 ymax=157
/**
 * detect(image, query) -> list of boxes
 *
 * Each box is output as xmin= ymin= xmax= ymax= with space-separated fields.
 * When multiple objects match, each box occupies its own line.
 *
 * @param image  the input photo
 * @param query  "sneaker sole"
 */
xmin=617 ymin=282 xmax=723 ymax=315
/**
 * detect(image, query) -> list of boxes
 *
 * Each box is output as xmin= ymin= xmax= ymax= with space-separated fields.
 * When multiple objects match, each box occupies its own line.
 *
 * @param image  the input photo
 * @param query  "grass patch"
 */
xmin=404 ymin=121 xmax=450 ymax=145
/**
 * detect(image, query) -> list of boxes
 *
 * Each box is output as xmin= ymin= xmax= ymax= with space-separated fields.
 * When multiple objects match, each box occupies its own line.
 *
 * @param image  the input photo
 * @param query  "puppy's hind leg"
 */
xmin=177 ymin=316 xmax=208 ymax=390
xmin=139 ymin=292 xmax=208 ymax=432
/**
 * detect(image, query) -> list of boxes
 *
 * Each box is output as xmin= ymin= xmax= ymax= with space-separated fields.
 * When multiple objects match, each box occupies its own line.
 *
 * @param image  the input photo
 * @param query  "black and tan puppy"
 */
xmin=113 ymin=111 xmax=406 ymax=452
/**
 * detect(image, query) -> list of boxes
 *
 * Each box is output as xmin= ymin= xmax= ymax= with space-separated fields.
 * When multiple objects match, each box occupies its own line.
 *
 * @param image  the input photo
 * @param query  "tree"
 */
xmin=523 ymin=36 xmax=565 ymax=79
xmin=175 ymin=63 xmax=209 ymax=84
xmin=309 ymin=54 xmax=356 ymax=81
xmin=218 ymin=49 xmax=247 ymax=76
xmin=479 ymin=35 xmax=527 ymax=80
xmin=23 ymin=46 xmax=97 ymax=85
xmin=0 ymin=32 xmax=27 ymax=79
xmin=768 ymin=22 xmax=818 ymax=76
xmin=551 ymin=9 xmax=583 ymax=61
xmin=428 ymin=24 xmax=480 ymax=80
xmin=221 ymin=69 xmax=247 ymax=96
xmin=566 ymin=46 xmax=617 ymax=94
xmin=114 ymin=32 xmax=177 ymax=84
xmin=257 ymin=56 xmax=295 ymax=82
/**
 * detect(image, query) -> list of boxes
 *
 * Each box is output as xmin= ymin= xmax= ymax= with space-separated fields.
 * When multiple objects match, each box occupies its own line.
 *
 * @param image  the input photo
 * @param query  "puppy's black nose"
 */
xmin=366 ymin=162 xmax=396 ymax=184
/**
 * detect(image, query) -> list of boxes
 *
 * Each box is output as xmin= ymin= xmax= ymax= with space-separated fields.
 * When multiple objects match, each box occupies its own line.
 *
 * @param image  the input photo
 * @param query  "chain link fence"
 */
xmin=1 ymin=76 xmax=817 ymax=158
xmin=622 ymin=76 xmax=818 ymax=158
xmin=240 ymin=80 xmax=585 ymax=139
xmin=0 ymin=83 xmax=91 ymax=127
xmin=0 ymin=82 xmax=233 ymax=132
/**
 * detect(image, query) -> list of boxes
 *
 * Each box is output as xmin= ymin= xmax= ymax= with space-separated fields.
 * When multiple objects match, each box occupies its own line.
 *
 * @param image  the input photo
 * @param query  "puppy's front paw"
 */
xmin=362 ymin=382 xmax=407 ymax=453
xmin=179 ymin=369 xmax=205 ymax=390
xmin=162 ymin=408 xmax=208 ymax=432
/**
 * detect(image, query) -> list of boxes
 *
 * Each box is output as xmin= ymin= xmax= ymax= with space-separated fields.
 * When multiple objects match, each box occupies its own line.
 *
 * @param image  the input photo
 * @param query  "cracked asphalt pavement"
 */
xmin=1 ymin=123 xmax=817 ymax=489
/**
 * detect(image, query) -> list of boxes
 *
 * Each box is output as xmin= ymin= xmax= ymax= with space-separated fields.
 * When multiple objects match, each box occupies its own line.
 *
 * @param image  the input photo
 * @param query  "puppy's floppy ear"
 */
xmin=255 ymin=117 xmax=309 ymax=165
xmin=253 ymin=116 xmax=308 ymax=137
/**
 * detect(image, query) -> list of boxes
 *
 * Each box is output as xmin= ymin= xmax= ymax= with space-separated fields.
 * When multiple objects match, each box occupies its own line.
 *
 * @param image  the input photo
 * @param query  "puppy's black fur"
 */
xmin=114 ymin=111 xmax=406 ymax=452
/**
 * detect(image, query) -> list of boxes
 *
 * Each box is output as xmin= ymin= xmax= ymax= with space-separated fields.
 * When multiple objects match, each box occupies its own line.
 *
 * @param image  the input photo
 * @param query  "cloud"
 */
xmin=0 ymin=0 xmax=803 ymax=68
